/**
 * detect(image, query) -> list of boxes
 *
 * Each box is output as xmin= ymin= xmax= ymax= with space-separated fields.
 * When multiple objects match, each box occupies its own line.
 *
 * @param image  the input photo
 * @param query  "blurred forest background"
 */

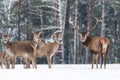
xmin=0 ymin=0 xmax=120 ymax=64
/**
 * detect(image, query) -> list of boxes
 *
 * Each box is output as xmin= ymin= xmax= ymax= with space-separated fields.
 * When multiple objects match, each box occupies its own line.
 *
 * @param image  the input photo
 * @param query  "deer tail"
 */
xmin=100 ymin=38 xmax=109 ymax=54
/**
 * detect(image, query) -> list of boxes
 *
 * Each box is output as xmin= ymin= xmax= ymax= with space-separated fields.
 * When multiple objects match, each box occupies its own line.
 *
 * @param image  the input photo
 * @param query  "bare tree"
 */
xmin=100 ymin=0 xmax=105 ymax=37
xmin=85 ymin=0 xmax=92 ymax=64
xmin=73 ymin=0 xmax=78 ymax=64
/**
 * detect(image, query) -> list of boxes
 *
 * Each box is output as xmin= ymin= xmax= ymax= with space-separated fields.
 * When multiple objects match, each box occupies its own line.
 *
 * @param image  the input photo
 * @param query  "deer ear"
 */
xmin=76 ymin=29 xmax=82 ymax=35
xmin=87 ymin=31 xmax=90 ymax=35
xmin=52 ymin=34 xmax=56 ymax=38
xmin=38 ymin=31 xmax=42 ymax=37
xmin=2 ymin=34 xmax=9 ymax=39
xmin=32 ymin=31 xmax=35 ymax=35
xmin=1 ymin=34 xmax=4 ymax=39
xmin=76 ymin=31 xmax=79 ymax=35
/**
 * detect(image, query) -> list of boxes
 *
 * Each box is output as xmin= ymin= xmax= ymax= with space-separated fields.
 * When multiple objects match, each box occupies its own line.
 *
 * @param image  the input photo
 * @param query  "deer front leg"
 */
xmin=100 ymin=54 xmax=103 ymax=69
xmin=32 ymin=54 xmax=37 ymax=69
xmin=47 ymin=56 xmax=52 ymax=69
xmin=103 ymin=54 xmax=107 ymax=69
xmin=11 ymin=57 xmax=16 ymax=69
xmin=31 ymin=57 xmax=37 ymax=69
xmin=24 ymin=58 xmax=30 ymax=69
xmin=0 ymin=62 xmax=3 ymax=69
xmin=95 ymin=54 xmax=99 ymax=69
xmin=4 ymin=56 xmax=10 ymax=69
xmin=91 ymin=53 xmax=94 ymax=69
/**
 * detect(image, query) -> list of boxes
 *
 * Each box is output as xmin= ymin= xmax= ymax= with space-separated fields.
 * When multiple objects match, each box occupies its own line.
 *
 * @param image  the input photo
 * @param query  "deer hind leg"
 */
xmin=101 ymin=51 xmax=108 ymax=69
xmin=104 ymin=45 xmax=109 ymax=69
xmin=47 ymin=56 xmax=52 ymax=69
xmin=101 ymin=44 xmax=109 ymax=69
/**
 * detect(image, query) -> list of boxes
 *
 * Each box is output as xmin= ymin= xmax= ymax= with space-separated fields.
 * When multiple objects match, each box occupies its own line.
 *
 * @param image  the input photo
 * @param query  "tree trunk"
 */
xmin=18 ymin=0 xmax=21 ymax=41
xmin=64 ymin=0 xmax=70 ymax=64
xmin=73 ymin=0 xmax=78 ymax=64
xmin=85 ymin=0 xmax=92 ymax=64
xmin=100 ymin=0 xmax=105 ymax=37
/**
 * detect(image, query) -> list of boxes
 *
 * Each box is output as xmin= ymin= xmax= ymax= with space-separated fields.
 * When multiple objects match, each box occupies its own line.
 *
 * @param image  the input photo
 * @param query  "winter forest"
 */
xmin=0 ymin=0 xmax=120 ymax=66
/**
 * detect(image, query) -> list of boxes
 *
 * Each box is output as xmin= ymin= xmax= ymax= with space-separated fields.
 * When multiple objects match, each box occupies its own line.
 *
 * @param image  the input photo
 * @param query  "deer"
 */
xmin=31 ymin=31 xmax=62 ymax=68
xmin=69 ymin=17 xmax=110 ymax=69
xmin=1 ymin=31 xmax=42 ymax=69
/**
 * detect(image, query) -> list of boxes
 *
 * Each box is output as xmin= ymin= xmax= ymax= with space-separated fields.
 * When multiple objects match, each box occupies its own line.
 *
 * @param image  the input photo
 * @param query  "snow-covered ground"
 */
xmin=0 ymin=64 xmax=120 ymax=80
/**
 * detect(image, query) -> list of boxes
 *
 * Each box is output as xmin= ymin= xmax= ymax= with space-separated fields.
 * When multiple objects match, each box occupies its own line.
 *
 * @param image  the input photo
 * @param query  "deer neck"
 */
xmin=81 ymin=36 xmax=92 ymax=48
xmin=4 ymin=41 xmax=10 ymax=47
xmin=51 ymin=41 xmax=60 ymax=50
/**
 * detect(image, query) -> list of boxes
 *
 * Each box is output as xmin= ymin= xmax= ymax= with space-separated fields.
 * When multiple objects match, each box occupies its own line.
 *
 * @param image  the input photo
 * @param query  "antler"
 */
xmin=68 ymin=17 xmax=74 ymax=27
xmin=87 ymin=16 xmax=100 ymax=31
xmin=53 ymin=30 xmax=62 ymax=34
xmin=68 ymin=17 xmax=81 ymax=32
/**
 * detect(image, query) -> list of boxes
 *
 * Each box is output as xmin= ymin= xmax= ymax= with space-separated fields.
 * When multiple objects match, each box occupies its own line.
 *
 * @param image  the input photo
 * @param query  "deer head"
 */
xmin=32 ymin=31 xmax=42 ymax=42
xmin=2 ymin=34 xmax=10 ymax=44
xmin=77 ymin=30 xmax=90 ymax=42
xmin=69 ymin=16 xmax=99 ymax=42
xmin=52 ymin=31 xmax=62 ymax=43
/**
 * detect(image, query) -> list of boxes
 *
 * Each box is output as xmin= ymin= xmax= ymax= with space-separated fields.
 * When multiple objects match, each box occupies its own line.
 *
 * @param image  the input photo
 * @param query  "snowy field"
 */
xmin=0 ymin=64 xmax=120 ymax=80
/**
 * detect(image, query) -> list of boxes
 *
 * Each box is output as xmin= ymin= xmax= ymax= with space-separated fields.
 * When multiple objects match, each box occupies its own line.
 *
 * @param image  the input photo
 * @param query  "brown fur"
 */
xmin=31 ymin=32 xmax=62 ymax=68
xmin=0 ymin=52 xmax=11 ymax=69
xmin=78 ymin=31 xmax=109 ymax=69
xmin=1 ymin=32 xmax=43 ymax=69
xmin=0 ymin=52 xmax=5 ymax=68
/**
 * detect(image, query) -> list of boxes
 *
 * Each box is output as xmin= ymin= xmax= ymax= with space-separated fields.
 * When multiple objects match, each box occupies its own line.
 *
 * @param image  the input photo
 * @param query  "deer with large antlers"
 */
xmin=69 ymin=17 xmax=109 ymax=69
xmin=31 ymin=31 xmax=62 ymax=68
xmin=1 ymin=31 xmax=42 ymax=69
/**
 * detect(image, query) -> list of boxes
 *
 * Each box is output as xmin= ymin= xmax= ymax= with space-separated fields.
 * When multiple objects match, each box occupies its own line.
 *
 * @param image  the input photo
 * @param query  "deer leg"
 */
xmin=33 ymin=54 xmax=37 ymax=69
xmin=103 ymin=54 xmax=106 ymax=69
xmin=103 ymin=46 xmax=109 ymax=69
xmin=100 ymin=54 xmax=103 ymax=69
xmin=3 ymin=54 xmax=8 ymax=69
xmin=91 ymin=53 xmax=94 ymax=69
xmin=31 ymin=57 xmax=37 ymax=69
xmin=0 ymin=62 xmax=3 ymax=69
xmin=96 ymin=54 xmax=99 ymax=69
xmin=47 ymin=56 xmax=52 ymax=69
xmin=6 ymin=61 xmax=10 ymax=69
xmin=25 ymin=58 xmax=30 ymax=69
xmin=4 ymin=57 xmax=10 ymax=69
xmin=11 ymin=57 xmax=16 ymax=69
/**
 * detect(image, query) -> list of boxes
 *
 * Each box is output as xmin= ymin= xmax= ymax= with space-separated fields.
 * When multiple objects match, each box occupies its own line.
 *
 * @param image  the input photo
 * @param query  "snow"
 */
xmin=0 ymin=64 xmax=120 ymax=80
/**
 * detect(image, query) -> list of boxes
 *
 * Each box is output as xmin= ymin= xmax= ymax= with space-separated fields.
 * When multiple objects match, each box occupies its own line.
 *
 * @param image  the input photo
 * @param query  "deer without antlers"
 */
xmin=69 ymin=17 xmax=109 ymax=69
xmin=31 ymin=31 xmax=62 ymax=68
xmin=1 ymin=31 xmax=42 ymax=69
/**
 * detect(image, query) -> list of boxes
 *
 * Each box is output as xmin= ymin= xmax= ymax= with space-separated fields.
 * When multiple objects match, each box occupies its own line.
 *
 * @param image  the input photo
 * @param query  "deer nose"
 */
xmin=81 ymin=39 xmax=85 ymax=42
